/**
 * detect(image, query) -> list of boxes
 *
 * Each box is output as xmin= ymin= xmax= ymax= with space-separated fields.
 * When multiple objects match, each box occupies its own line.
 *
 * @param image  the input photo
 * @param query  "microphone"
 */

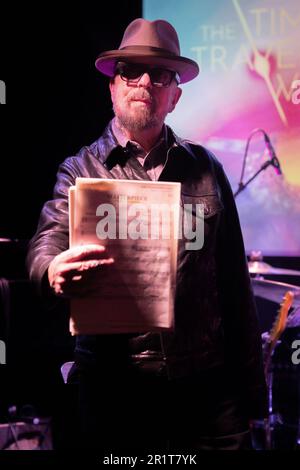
xmin=263 ymin=132 xmax=282 ymax=175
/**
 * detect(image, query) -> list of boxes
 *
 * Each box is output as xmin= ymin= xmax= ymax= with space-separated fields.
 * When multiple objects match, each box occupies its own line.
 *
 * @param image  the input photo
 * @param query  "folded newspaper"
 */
xmin=68 ymin=178 xmax=181 ymax=334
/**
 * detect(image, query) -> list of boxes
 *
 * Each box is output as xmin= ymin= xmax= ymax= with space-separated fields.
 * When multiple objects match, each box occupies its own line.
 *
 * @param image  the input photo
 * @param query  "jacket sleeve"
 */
xmin=26 ymin=158 xmax=80 ymax=293
xmin=214 ymin=161 xmax=268 ymax=419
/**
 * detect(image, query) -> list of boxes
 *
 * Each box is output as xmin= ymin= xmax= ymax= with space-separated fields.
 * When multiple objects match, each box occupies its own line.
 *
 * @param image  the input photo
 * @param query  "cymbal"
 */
xmin=248 ymin=260 xmax=300 ymax=276
xmin=251 ymin=278 xmax=300 ymax=307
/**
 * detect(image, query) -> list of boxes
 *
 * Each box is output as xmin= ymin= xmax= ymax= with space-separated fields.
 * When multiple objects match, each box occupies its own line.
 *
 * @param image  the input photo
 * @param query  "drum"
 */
xmin=0 ymin=419 xmax=53 ymax=450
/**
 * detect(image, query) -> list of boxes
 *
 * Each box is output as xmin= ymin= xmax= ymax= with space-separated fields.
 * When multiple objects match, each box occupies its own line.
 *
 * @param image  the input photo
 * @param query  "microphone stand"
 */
xmin=234 ymin=159 xmax=274 ymax=198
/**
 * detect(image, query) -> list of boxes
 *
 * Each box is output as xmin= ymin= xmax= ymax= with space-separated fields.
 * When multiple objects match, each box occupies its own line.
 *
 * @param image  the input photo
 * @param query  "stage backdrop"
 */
xmin=144 ymin=0 xmax=300 ymax=256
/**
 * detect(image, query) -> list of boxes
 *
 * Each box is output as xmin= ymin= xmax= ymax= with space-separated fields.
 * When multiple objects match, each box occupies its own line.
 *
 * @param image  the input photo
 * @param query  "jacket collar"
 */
xmin=95 ymin=120 xmax=219 ymax=196
xmin=96 ymin=119 xmax=197 ymax=169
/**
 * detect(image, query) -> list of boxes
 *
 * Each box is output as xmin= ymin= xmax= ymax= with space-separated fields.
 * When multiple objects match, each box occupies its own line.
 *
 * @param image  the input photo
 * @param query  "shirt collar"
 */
xmin=111 ymin=117 xmax=168 ymax=156
xmin=97 ymin=119 xmax=190 ymax=168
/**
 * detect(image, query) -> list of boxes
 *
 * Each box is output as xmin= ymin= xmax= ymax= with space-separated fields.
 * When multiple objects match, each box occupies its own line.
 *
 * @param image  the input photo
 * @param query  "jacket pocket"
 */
xmin=181 ymin=192 xmax=223 ymax=218
xmin=179 ymin=192 xmax=223 ymax=251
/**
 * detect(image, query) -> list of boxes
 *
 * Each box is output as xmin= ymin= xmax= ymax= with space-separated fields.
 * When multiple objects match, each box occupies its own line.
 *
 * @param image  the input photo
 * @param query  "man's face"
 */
xmin=109 ymin=63 xmax=182 ymax=132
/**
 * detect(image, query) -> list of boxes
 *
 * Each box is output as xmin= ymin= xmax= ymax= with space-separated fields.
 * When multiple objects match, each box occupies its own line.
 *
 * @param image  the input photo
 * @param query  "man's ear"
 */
xmin=109 ymin=78 xmax=114 ymax=93
xmin=109 ymin=78 xmax=117 ymax=103
xmin=169 ymin=86 xmax=182 ymax=112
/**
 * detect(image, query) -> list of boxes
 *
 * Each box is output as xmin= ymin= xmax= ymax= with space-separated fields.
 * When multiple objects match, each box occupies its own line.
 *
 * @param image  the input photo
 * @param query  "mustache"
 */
xmin=129 ymin=91 xmax=154 ymax=102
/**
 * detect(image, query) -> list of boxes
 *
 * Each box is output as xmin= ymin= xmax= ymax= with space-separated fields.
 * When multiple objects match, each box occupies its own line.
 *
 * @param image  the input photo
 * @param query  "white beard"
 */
xmin=113 ymin=104 xmax=160 ymax=132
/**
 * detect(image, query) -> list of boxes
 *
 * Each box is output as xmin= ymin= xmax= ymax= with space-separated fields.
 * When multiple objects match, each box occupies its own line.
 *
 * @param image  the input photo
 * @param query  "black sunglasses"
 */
xmin=115 ymin=62 xmax=180 ymax=87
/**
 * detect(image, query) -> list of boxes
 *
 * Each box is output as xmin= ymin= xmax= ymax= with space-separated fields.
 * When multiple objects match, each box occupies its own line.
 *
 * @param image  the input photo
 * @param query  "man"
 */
xmin=27 ymin=18 xmax=267 ymax=451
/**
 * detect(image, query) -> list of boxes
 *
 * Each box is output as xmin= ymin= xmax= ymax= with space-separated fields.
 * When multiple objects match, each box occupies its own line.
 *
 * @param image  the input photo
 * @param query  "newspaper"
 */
xmin=68 ymin=178 xmax=181 ymax=334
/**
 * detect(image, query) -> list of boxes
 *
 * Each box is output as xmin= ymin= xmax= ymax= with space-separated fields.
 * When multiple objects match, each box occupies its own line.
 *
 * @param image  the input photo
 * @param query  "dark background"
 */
xmin=0 ymin=2 xmax=142 ymax=241
xmin=0 ymin=2 xmax=143 ymax=449
xmin=0 ymin=1 xmax=299 ymax=451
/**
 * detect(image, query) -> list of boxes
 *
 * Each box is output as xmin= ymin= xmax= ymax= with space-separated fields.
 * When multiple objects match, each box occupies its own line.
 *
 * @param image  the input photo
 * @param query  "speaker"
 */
xmin=0 ymin=419 xmax=53 ymax=450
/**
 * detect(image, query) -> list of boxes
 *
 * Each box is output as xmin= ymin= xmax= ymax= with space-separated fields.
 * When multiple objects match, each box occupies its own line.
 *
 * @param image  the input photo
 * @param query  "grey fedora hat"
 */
xmin=95 ymin=18 xmax=199 ymax=84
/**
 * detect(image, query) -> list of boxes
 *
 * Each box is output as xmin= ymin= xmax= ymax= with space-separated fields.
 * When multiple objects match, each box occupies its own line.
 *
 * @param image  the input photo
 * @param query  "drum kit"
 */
xmin=249 ymin=256 xmax=300 ymax=327
xmin=249 ymin=254 xmax=300 ymax=450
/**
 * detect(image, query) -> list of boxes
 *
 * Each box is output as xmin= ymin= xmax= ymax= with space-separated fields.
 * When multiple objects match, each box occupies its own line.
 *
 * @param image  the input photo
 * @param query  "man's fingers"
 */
xmin=52 ymin=257 xmax=114 ymax=296
xmin=58 ymin=244 xmax=107 ymax=263
xmin=56 ymin=257 xmax=114 ymax=276
xmin=49 ymin=247 xmax=114 ymax=297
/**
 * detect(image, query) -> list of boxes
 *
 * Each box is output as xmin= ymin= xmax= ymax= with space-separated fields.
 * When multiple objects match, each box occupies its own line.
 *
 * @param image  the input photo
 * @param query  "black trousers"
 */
xmin=77 ymin=364 xmax=252 ymax=451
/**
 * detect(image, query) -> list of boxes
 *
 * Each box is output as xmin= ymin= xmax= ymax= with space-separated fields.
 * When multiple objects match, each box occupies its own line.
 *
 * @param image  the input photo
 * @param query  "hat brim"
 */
xmin=95 ymin=47 xmax=199 ymax=84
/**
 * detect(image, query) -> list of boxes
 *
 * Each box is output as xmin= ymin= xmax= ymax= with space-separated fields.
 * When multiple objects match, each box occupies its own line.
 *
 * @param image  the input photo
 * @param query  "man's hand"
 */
xmin=48 ymin=244 xmax=114 ymax=297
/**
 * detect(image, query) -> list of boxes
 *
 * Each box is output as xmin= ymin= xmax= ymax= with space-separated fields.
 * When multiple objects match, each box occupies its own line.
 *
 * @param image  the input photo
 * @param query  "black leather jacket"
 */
xmin=27 ymin=122 xmax=267 ymax=418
